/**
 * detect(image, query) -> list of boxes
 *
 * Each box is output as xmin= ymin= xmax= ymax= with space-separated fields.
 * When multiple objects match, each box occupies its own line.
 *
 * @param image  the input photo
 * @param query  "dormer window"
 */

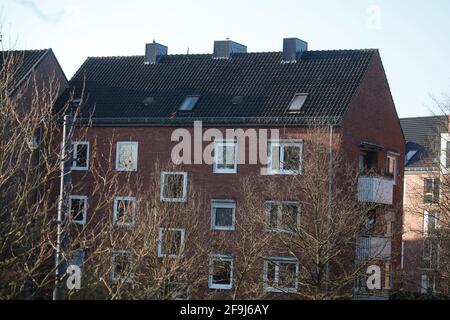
xmin=288 ymin=93 xmax=308 ymax=112
xmin=179 ymin=95 xmax=200 ymax=111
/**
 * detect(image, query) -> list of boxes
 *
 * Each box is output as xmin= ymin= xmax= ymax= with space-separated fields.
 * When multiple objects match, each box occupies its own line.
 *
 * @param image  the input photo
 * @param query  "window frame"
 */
xmin=111 ymin=250 xmax=133 ymax=283
xmin=211 ymin=200 xmax=236 ymax=231
xmin=115 ymin=141 xmax=139 ymax=172
xmin=288 ymin=93 xmax=308 ymax=112
xmin=386 ymin=153 xmax=398 ymax=184
xmin=424 ymin=178 xmax=440 ymax=204
xmin=71 ymin=141 xmax=90 ymax=171
xmin=213 ymin=140 xmax=238 ymax=174
xmin=69 ymin=195 xmax=87 ymax=225
xmin=113 ymin=196 xmax=136 ymax=227
xmin=383 ymin=262 xmax=393 ymax=290
xmin=384 ymin=210 xmax=396 ymax=237
xmin=268 ymin=140 xmax=303 ymax=175
xmin=179 ymin=95 xmax=200 ymax=111
xmin=160 ymin=172 xmax=188 ymax=202
xmin=157 ymin=227 xmax=185 ymax=259
xmin=423 ymin=211 xmax=439 ymax=237
xmin=208 ymin=254 xmax=233 ymax=290
xmin=265 ymin=200 xmax=300 ymax=233
xmin=263 ymin=257 xmax=299 ymax=293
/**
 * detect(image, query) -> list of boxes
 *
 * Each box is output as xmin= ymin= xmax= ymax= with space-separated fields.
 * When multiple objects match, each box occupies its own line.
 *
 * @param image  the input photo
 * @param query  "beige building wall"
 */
xmin=402 ymin=171 xmax=439 ymax=293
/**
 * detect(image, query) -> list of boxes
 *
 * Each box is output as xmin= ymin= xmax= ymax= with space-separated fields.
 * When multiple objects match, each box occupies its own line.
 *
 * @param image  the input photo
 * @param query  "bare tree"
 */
xmin=0 ymin=51 xmax=74 ymax=299
xmin=227 ymin=126 xmax=385 ymax=300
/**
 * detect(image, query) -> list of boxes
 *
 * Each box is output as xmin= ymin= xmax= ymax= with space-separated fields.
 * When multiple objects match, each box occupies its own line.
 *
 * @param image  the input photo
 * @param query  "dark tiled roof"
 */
xmin=0 ymin=49 xmax=49 ymax=94
xmin=64 ymin=49 xmax=376 ymax=125
xmin=400 ymin=116 xmax=448 ymax=169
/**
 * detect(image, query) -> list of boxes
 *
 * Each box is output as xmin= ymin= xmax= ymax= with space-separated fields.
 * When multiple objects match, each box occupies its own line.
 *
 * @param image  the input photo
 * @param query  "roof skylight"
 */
xmin=179 ymin=95 xmax=200 ymax=111
xmin=288 ymin=93 xmax=308 ymax=112
xmin=406 ymin=150 xmax=418 ymax=164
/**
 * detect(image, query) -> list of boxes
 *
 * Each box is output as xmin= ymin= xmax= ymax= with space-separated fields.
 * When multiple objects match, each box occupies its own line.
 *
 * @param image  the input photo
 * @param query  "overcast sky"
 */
xmin=1 ymin=0 xmax=450 ymax=118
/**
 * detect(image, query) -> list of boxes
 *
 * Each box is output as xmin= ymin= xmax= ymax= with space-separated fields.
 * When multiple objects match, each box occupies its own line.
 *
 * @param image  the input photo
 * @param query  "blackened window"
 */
xmin=69 ymin=196 xmax=87 ymax=224
xmin=72 ymin=142 xmax=89 ymax=170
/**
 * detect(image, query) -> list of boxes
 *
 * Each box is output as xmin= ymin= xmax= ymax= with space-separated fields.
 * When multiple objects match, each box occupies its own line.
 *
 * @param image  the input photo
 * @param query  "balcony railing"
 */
xmin=358 ymin=175 xmax=394 ymax=205
xmin=356 ymin=236 xmax=391 ymax=261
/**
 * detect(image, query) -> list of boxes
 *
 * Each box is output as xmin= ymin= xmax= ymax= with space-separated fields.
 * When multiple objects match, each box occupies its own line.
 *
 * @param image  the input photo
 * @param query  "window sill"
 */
xmin=116 ymin=168 xmax=137 ymax=172
xmin=267 ymin=170 xmax=301 ymax=176
xmin=71 ymin=167 xmax=89 ymax=171
xmin=114 ymin=222 xmax=135 ymax=228
xmin=209 ymin=284 xmax=232 ymax=290
xmin=212 ymin=226 xmax=235 ymax=232
xmin=264 ymin=286 xmax=297 ymax=294
xmin=160 ymin=197 xmax=187 ymax=203
xmin=213 ymin=169 xmax=238 ymax=174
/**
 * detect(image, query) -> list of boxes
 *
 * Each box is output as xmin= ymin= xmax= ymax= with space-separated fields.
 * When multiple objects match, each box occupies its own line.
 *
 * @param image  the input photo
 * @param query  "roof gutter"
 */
xmin=72 ymin=116 xmax=342 ymax=128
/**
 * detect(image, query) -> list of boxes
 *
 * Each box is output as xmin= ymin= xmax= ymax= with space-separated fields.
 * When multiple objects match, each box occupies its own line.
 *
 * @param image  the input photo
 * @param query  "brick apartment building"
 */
xmin=57 ymin=38 xmax=405 ymax=299
xmin=401 ymin=116 xmax=449 ymax=294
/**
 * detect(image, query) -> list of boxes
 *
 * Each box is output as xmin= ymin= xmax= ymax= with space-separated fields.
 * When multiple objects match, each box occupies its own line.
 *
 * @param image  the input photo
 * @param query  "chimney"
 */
xmin=145 ymin=41 xmax=168 ymax=64
xmin=213 ymin=39 xmax=247 ymax=59
xmin=282 ymin=38 xmax=308 ymax=63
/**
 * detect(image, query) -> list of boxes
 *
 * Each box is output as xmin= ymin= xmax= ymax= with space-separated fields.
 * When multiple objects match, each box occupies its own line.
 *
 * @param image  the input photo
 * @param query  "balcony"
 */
xmin=356 ymin=236 xmax=391 ymax=261
xmin=358 ymin=176 xmax=394 ymax=205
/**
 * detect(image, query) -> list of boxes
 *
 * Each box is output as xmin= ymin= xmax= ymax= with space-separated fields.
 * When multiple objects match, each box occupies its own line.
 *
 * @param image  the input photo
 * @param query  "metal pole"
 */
xmin=53 ymin=115 xmax=72 ymax=300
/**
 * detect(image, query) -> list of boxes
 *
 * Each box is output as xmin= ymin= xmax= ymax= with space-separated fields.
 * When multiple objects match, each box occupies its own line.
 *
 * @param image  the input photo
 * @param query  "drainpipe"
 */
xmin=325 ymin=124 xmax=334 ymax=294
xmin=53 ymin=115 xmax=72 ymax=300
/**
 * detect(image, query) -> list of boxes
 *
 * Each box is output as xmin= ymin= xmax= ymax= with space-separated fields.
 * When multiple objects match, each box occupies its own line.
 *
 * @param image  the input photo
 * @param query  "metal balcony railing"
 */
xmin=358 ymin=175 xmax=394 ymax=205
xmin=356 ymin=236 xmax=392 ymax=261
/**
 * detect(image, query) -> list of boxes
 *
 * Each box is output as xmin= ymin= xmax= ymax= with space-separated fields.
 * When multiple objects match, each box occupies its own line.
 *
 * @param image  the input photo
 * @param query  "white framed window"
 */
xmin=423 ymin=211 xmax=439 ymax=237
xmin=211 ymin=200 xmax=236 ymax=231
xmin=268 ymin=140 xmax=303 ymax=175
xmin=71 ymin=141 xmax=89 ymax=171
xmin=209 ymin=255 xmax=233 ymax=290
xmin=263 ymin=257 xmax=299 ymax=293
xmin=158 ymin=228 xmax=185 ymax=258
xmin=113 ymin=197 xmax=136 ymax=227
xmin=160 ymin=172 xmax=188 ymax=202
xmin=386 ymin=153 xmax=398 ymax=183
xmin=111 ymin=250 xmax=133 ymax=283
xmin=214 ymin=140 xmax=237 ymax=174
xmin=424 ymin=178 xmax=440 ymax=204
xmin=160 ymin=280 xmax=191 ymax=300
xmin=116 ymin=142 xmax=138 ymax=171
xmin=69 ymin=195 xmax=87 ymax=225
xmin=266 ymin=201 xmax=300 ymax=232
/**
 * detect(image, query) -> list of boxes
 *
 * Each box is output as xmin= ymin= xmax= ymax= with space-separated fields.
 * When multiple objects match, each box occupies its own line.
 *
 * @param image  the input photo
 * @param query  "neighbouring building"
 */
xmin=57 ymin=38 xmax=404 ymax=299
xmin=401 ymin=116 xmax=449 ymax=295
xmin=1 ymin=49 xmax=68 ymax=104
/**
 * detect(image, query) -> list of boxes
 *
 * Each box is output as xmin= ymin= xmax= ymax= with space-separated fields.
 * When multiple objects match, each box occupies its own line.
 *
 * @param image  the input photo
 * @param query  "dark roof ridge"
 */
xmin=83 ymin=48 xmax=379 ymax=60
